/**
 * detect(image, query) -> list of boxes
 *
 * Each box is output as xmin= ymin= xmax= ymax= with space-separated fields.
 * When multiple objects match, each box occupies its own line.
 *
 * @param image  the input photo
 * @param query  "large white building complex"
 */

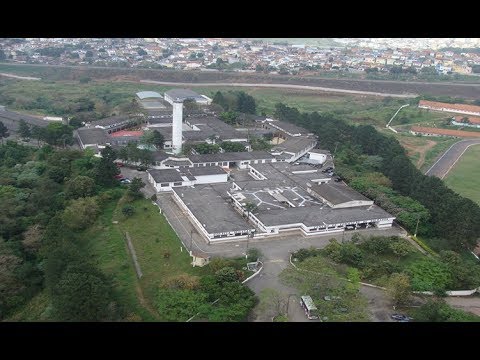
xmin=74 ymin=88 xmax=395 ymax=244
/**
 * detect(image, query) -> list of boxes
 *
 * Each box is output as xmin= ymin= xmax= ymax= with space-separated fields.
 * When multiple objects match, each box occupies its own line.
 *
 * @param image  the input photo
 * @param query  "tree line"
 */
xmin=0 ymin=142 xmax=124 ymax=320
xmin=273 ymin=103 xmax=480 ymax=250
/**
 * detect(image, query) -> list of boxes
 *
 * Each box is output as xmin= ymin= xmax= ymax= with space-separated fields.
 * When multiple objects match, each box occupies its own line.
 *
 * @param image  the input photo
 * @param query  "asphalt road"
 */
xmin=140 ymin=80 xmax=416 ymax=98
xmin=424 ymin=139 xmax=480 ymax=179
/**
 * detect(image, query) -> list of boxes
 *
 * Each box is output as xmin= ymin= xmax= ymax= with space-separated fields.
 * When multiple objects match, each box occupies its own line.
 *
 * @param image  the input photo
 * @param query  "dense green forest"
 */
xmin=273 ymin=103 xmax=480 ymax=251
xmin=0 ymin=142 xmax=257 ymax=321
xmin=0 ymin=142 xmax=122 ymax=320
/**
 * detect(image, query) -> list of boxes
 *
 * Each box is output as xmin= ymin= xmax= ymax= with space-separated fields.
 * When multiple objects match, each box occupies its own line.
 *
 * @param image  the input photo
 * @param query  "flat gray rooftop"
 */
xmin=310 ymin=183 xmax=371 ymax=205
xmin=190 ymin=151 xmax=275 ymax=164
xmin=266 ymin=120 xmax=310 ymax=135
xmin=0 ymin=109 xmax=50 ymax=131
xmin=174 ymin=184 xmax=254 ymax=234
xmin=148 ymin=169 xmax=184 ymax=183
xmin=136 ymin=91 xmax=162 ymax=99
xmin=139 ymin=100 xmax=167 ymax=109
xmin=271 ymin=136 xmax=317 ymax=154
xmin=76 ymin=128 xmax=108 ymax=146
xmin=165 ymin=89 xmax=204 ymax=101
xmin=256 ymin=203 xmax=393 ymax=228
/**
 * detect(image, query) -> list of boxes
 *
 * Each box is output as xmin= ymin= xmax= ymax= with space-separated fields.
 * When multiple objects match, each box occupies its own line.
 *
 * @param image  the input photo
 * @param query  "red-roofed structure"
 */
xmin=419 ymin=100 xmax=480 ymax=116
xmin=410 ymin=126 xmax=480 ymax=138
xmin=110 ymin=130 xmax=144 ymax=137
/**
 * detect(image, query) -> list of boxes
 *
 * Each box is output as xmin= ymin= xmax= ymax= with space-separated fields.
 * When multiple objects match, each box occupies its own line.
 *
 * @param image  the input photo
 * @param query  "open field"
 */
xmin=377 ymin=129 xmax=459 ymax=171
xmin=444 ymin=145 xmax=480 ymax=205
xmin=1 ymin=63 xmax=480 ymax=99
xmin=0 ymin=77 xmax=439 ymax=126
xmin=113 ymin=198 xmax=211 ymax=309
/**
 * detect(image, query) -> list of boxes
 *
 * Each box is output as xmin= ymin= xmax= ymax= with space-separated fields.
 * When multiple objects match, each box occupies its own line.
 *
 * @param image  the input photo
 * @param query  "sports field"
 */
xmin=444 ymin=145 xmax=480 ymax=205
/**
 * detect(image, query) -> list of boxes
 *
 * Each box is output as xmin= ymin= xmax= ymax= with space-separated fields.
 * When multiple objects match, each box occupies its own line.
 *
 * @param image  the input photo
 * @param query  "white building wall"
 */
xmin=194 ymin=173 xmax=228 ymax=184
xmin=172 ymin=101 xmax=183 ymax=155
xmin=308 ymin=152 xmax=327 ymax=163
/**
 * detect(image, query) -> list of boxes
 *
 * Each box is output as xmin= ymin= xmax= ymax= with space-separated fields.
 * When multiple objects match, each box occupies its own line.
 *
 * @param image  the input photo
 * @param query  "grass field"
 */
xmin=444 ymin=144 xmax=480 ymax=205
xmin=113 ymin=198 xmax=211 ymax=311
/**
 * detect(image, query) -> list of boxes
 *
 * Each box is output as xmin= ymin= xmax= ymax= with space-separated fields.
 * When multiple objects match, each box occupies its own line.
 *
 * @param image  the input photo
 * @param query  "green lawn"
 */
xmin=82 ymin=198 xmax=156 ymax=321
xmin=444 ymin=144 xmax=480 ymax=205
xmin=114 ymin=198 xmax=212 ymax=309
xmin=82 ymin=196 xmax=212 ymax=321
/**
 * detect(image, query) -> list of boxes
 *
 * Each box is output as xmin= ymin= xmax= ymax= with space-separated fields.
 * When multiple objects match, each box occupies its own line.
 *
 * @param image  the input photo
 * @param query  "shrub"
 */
xmin=246 ymin=248 xmax=262 ymax=262
xmin=162 ymin=274 xmax=200 ymax=290
xmin=122 ymin=205 xmax=134 ymax=217
xmin=209 ymin=258 xmax=231 ymax=272
xmin=406 ymin=258 xmax=452 ymax=292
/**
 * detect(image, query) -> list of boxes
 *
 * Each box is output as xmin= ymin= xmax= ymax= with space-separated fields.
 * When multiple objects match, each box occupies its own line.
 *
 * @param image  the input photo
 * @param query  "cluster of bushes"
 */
xmin=0 ymin=142 xmax=125 ymax=320
xmin=299 ymin=236 xmax=480 ymax=292
xmin=273 ymin=103 xmax=480 ymax=251
xmin=156 ymin=262 xmax=256 ymax=322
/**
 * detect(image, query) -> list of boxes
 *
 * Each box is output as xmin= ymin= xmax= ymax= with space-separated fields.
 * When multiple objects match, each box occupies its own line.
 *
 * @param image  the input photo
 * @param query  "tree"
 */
xmin=141 ymin=129 xmax=164 ymax=149
xmin=156 ymin=289 xmax=208 ymax=321
xmin=194 ymin=143 xmax=220 ymax=154
xmin=212 ymin=91 xmax=229 ymax=111
xmin=43 ymin=123 xmax=74 ymax=147
xmin=215 ymin=267 xmax=241 ymax=284
xmin=220 ymin=141 xmax=245 ymax=153
xmin=235 ymin=91 xmax=256 ymax=114
xmin=118 ymin=146 xmax=129 ymax=164
xmin=0 ymin=49 xmax=6 ymax=61
xmin=128 ymin=177 xmax=145 ymax=199
xmin=386 ymin=273 xmax=411 ymax=306
xmin=243 ymin=202 xmax=258 ymax=220
xmin=389 ymin=240 xmax=411 ymax=260
xmin=63 ymin=197 xmax=100 ymax=230
xmin=30 ymin=125 xmax=45 ymax=146
xmin=122 ymin=205 xmax=135 ymax=217
xmin=52 ymin=265 xmax=113 ymax=321
xmin=18 ymin=120 xmax=31 ymax=140
xmin=151 ymin=130 xmax=164 ymax=149
xmin=258 ymin=288 xmax=286 ymax=318
xmin=93 ymin=146 xmax=119 ymax=186
xmin=413 ymin=299 xmax=479 ymax=322
xmin=219 ymin=111 xmax=237 ymax=125
xmin=0 ymin=121 xmax=9 ymax=144
xmin=65 ymin=175 xmax=96 ymax=199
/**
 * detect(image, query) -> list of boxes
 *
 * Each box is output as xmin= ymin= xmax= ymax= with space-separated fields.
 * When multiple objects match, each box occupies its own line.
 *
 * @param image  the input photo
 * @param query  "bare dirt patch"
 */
xmin=399 ymin=138 xmax=437 ymax=168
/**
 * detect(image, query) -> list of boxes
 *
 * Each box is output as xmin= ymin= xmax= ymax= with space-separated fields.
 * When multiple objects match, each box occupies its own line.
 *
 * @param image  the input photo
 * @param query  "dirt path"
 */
xmin=445 ymin=296 xmax=480 ymax=316
xmin=140 ymin=80 xmax=416 ymax=98
xmin=401 ymin=139 xmax=437 ymax=168
xmin=134 ymin=281 xmax=158 ymax=319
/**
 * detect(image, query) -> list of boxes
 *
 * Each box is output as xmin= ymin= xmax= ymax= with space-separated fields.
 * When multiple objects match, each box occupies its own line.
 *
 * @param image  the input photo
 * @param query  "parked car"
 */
xmin=136 ymin=166 xmax=147 ymax=171
xmin=115 ymin=162 xmax=125 ymax=167
xmin=120 ymin=178 xmax=131 ymax=184
xmin=114 ymin=174 xmax=124 ymax=179
xmin=391 ymin=314 xmax=413 ymax=321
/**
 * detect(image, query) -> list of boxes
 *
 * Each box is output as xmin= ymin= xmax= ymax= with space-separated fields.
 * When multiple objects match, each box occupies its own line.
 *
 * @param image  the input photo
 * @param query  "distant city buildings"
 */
xmin=1 ymin=38 xmax=479 ymax=77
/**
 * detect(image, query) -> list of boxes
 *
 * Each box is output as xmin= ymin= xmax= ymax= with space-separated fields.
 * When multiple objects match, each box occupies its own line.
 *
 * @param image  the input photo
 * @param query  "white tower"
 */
xmin=172 ymin=99 xmax=183 ymax=155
